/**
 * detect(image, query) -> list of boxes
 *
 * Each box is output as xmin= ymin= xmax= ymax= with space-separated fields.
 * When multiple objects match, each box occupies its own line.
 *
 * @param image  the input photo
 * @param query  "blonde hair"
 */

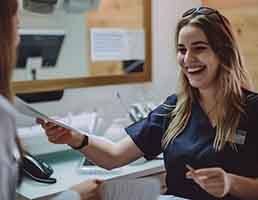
xmin=162 ymin=9 xmax=251 ymax=151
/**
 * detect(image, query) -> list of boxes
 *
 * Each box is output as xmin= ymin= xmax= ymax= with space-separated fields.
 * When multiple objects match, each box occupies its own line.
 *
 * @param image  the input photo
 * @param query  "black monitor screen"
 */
xmin=16 ymin=34 xmax=65 ymax=68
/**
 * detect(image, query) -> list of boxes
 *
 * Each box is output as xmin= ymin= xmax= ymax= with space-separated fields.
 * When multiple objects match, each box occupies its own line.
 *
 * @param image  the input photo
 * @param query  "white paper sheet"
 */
xmin=158 ymin=195 xmax=191 ymax=200
xmin=101 ymin=177 xmax=160 ymax=200
xmin=14 ymin=98 xmax=87 ymax=135
xmin=90 ymin=28 xmax=145 ymax=61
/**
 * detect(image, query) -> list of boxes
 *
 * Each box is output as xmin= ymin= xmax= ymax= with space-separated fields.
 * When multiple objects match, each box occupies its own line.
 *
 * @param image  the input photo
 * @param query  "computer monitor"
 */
xmin=16 ymin=29 xmax=65 ymax=68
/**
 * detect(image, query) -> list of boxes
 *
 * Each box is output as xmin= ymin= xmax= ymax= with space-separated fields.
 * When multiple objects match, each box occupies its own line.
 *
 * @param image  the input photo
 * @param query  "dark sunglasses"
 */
xmin=182 ymin=7 xmax=231 ymax=37
xmin=182 ymin=7 xmax=221 ymax=18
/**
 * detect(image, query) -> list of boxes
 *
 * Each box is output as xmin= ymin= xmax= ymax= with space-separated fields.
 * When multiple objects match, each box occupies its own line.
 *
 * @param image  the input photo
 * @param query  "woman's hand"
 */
xmin=36 ymin=118 xmax=83 ymax=147
xmin=186 ymin=167 xmax=232 ymax=198
xmin=71 ymin=179 xmax=103 ymax=200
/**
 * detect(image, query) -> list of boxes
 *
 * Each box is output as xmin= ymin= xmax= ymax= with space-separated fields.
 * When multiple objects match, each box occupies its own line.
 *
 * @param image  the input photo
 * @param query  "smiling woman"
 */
xmin=177 ymin=25 xmax=220 ymax=91
xmin=12 ymin=0 xmax=152 ymax=94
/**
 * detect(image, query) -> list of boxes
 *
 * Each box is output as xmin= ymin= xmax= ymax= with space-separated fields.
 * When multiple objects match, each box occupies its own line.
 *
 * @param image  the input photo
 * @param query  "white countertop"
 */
xmin=17 ymin=151 xmax=165 ymax=200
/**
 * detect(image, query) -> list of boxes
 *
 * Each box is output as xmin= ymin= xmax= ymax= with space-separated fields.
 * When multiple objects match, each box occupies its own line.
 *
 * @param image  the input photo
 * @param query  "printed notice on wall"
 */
xmin=90 ymin=28 xmax=145 ymax=61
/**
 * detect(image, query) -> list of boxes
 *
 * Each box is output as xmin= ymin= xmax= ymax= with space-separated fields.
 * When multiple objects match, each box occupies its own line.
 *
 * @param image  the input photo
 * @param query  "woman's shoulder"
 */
xmin=151 ymin=94 xmax=177 ymax=116
xmin=0 ymin=96 xmax=15 ymax=114
xmin=242 ymin=89 xmax=258 ymax=118
xmin=163 ymin=94 xmax=177 ymax=106
xmin=0 ymin=96 xmax=16 ymax=159
xmin=0 ymin=95 xmax=16 ymax=119
xmin=242 ymin=89 xmax=258 ymax=106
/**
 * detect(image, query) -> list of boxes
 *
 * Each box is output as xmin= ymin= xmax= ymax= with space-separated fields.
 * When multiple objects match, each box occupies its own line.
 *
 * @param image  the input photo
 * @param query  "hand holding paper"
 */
xmin=15 ymin=97 xmax=87 ymax=147
xmin=15 ymin=97 xmax=87 ymax=135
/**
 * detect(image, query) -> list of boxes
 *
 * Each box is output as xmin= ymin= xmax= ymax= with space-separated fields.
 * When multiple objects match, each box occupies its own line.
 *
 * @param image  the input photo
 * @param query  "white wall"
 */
xmin=20 ymin=0 xmax=201 ymax=125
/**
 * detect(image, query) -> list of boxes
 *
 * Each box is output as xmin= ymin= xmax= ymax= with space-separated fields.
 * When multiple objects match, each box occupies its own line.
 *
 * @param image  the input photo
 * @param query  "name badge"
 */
xmin=234 ymin=129 xmax=247 ymax=145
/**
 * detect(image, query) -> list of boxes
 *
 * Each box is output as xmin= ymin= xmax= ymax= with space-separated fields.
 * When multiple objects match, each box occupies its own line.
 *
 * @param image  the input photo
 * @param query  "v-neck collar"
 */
xmin=194 ymin=99 xmax=217 ymax=129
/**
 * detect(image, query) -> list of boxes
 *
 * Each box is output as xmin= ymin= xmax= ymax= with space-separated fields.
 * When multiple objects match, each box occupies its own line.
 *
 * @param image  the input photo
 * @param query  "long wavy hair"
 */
xmin=162 ymin=8 xmax=251 ymax=151
xmin=0 ymin=0 xmax=18 ymax=101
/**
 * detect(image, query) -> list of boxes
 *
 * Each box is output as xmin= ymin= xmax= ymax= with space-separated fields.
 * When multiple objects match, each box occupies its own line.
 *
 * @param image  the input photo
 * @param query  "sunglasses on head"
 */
xmin=182 ymin=7 xmax=231 ymax=37
xmin=182 ymin=7 xmax=221 ymax=18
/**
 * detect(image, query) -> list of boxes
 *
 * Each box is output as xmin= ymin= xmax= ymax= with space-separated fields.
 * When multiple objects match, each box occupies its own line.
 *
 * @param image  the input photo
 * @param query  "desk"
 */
xmin=17 ymin=150 xmax=166 ymax=200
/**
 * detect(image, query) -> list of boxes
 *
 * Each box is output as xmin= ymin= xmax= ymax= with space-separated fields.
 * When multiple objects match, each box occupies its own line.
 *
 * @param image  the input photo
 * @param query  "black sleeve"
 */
xmin=239 ymin=91 xmax=258 ymax=176
xmin=246 ymin=93 xmax=258 ymax=161
xmin=125 ymin=95 xmax=177 ymax=160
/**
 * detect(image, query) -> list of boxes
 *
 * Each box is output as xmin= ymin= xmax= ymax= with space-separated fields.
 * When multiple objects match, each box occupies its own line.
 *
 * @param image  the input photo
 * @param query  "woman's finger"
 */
xmin=44 ymin=124 xmax=66 ymax=136
xmin=48 ymin=129 xmax=71 ymax=143
xmin=194 ymin=168 xmax=222 ymax=177
xmin=36 ymin=118 xmax=44 ymax=124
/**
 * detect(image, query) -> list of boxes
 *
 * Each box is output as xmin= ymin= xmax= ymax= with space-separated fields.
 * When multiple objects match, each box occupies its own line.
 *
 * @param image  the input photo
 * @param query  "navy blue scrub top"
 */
xmin=125 ymin=90 xmax=258 ymax=200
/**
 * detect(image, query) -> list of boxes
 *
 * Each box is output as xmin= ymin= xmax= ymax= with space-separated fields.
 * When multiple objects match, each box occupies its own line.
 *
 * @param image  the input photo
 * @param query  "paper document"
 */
xmin=90 ymin=28 xmax=145 ymax=61
xmin=100 ymin=178 xmax=160 ymax=200
xmin=15 ymin=97 xmax=86 ymax=135
xmin=158 ymin=195 xmax=191 ymax=200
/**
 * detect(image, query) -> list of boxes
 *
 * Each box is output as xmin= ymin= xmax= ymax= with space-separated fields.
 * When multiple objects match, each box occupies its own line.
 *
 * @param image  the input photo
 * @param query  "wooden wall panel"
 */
xmin=222 ymin=7 xmax=258 ymax=89
xmin=202 ymin=0 xmax=258 ymax=9
xmin=202 ymin=1 xmax=258 ymax=90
